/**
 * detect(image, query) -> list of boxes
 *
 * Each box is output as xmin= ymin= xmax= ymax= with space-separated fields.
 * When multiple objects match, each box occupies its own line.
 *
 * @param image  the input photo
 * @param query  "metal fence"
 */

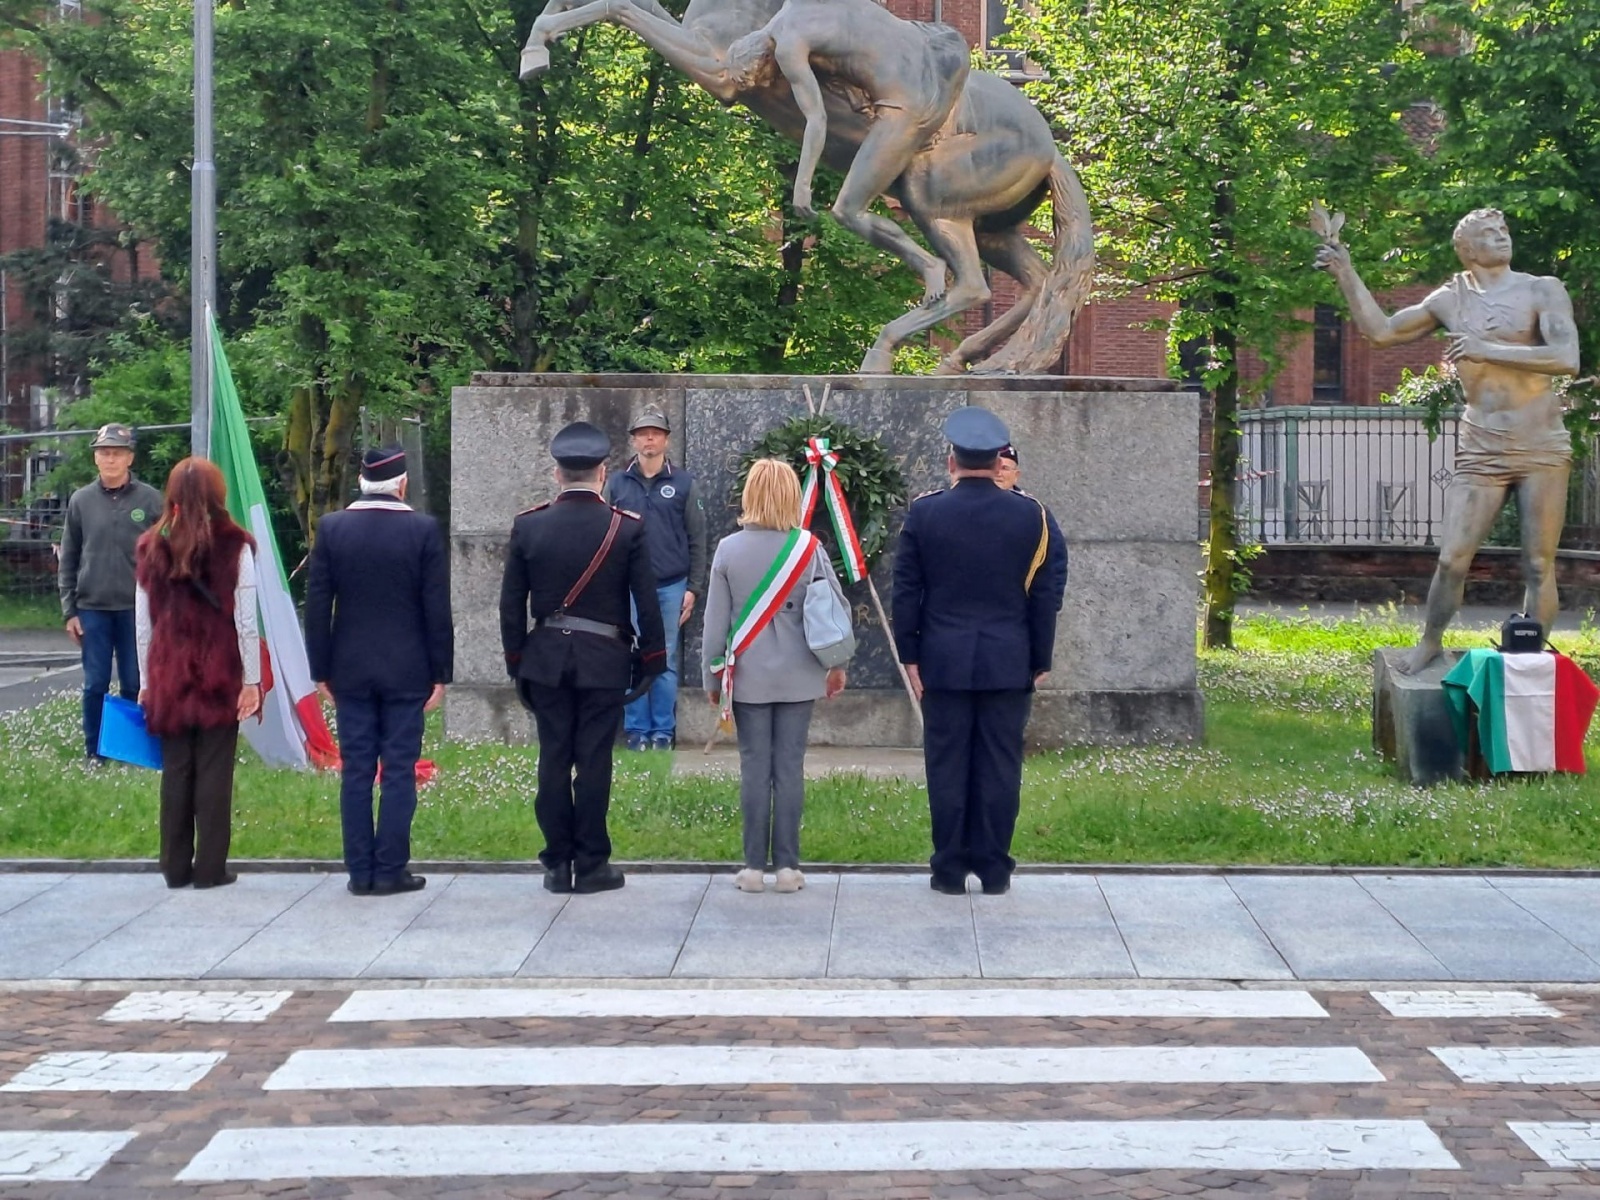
xmin=1215 ymin=405 xmax=1600 ymax=551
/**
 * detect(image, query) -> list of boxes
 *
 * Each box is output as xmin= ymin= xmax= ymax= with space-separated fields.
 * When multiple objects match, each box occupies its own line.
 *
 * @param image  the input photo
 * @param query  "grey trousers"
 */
xmin=732 ymin=699 xmax=814 ymax=870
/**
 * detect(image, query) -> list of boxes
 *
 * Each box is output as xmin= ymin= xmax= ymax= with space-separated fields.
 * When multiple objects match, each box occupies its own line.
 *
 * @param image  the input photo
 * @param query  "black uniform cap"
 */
xmin=550 ymin=421 xmax=610 ymax=469
xmin=999 ymin=444 xmax=1019 ymax=465
xmin=361 ymin=445 xmax=407 ymax=482
xmin=944 ymin=407 xmax=1011 ymax=469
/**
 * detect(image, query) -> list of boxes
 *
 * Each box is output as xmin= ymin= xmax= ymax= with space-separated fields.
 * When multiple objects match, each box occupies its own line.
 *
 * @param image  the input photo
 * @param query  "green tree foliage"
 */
xmin=0 ymin=0 xmax=909 ymax=537
xmin=1010 ymin=0 xmax=1419 ymax=647
xmin=1410 ymin=0 xmax=1600 ymax=374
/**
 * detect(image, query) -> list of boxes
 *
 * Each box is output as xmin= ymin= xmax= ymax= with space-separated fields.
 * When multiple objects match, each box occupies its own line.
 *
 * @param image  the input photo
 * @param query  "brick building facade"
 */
xmin=0 ymin=41 xmax=160 ymax=508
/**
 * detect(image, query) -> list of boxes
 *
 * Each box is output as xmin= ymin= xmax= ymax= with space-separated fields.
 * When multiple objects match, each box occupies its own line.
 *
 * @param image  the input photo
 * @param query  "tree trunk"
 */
xmin=759 ymin=158 xmax=807 ymax=372
xmin=1202 ymin=19 xmax=1256 ymax=651
xmin=1203 ymin=325 xmax=1240 ymax=649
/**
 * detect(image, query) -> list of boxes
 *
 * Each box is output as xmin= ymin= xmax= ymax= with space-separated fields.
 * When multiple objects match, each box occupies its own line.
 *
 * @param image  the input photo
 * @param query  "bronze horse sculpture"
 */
xmin=521 ymin=0 xmax=1093 ymax=374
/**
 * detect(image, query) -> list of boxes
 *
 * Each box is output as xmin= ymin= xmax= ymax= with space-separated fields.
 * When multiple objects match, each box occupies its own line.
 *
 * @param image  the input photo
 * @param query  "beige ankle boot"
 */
xmin=774 ymin=868 xmax=805 ymax=893
xmin=735 ymin=868 xmax=766 ymax=893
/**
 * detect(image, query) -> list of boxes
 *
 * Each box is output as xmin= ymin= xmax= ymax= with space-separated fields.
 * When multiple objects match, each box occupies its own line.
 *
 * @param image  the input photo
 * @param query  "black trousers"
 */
xmin=159 ymin=723 xmax=239 ymax=887
xmin=521 ymin=679 xmax=624 ymax=875
xmin=921 ymin=689 xmax=1030 ymax=886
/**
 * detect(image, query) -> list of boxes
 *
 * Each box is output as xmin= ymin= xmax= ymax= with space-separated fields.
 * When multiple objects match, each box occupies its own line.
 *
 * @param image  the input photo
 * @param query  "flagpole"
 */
xmin=190 ymin=0 xmax=216 ymax=458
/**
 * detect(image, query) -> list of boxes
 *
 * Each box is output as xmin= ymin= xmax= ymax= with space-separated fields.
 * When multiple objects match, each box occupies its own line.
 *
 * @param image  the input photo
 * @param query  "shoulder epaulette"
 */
xmin=515 ymin=501 xmax=551 ymax=517
xmin=911 ymin=487 xmax=945 ymax=503
xmin=612 ymin=506 xmax=642 ymax=520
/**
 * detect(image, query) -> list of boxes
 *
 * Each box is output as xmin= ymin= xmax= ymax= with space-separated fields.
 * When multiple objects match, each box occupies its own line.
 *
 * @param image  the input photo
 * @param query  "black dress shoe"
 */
xmin=347 ymin=879 xmax=374 ymax=896
xmin=981 ymin=878 xmax=1011 ymax=896
xmin=573 ymin=864 xmax=625 ymax=894
xmin=193 ymin=872 xmax=238 ymax=890
xmin=165 ymin=874 xmax=193 ymax=889
xmin=372 ymin=873 xmax=427 ymax=896
xmin=543 ymin=864 xmax=573 ymax=894
xmin=930 ymin=875 xmax=967 ymax=896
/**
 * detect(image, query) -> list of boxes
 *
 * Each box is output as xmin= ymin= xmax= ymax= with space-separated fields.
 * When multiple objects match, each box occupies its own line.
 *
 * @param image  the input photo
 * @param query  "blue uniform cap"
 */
xmin=944 ymin=407 xmax=1011 ymax=468
xmin=550 ymin=421 xmax=610 ymax=469
xmin=360 ymin=444 xmax=406 ymax=482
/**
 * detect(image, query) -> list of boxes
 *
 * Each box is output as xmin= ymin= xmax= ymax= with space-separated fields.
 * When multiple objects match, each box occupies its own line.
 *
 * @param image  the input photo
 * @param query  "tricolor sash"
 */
xmin=710 ymin=528 xmax=819 ymax=725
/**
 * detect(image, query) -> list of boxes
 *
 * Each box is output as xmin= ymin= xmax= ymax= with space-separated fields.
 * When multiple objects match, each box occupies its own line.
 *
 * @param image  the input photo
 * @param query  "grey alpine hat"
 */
xmin=629 ymin=407 xmax=671 ymax=434
xmin=90 ymin=423 xmax=136 ymax=450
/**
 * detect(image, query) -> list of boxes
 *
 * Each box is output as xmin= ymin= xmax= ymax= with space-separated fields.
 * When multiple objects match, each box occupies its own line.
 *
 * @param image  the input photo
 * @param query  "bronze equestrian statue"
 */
xmin=521 ymin=0 xmax=1094 ymax=375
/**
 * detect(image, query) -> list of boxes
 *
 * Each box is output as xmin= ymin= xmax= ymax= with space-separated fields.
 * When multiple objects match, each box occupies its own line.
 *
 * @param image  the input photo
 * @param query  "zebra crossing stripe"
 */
xmin=1371 ymin=991 xmax=1561 ymax=1019
xmin=265 ymin=1044 xmax=1381 ymax=1091
xmin=0 ymin=1051 xmax=225 ymax=1093
xmin=1509 ymin=1122 xmax=1600 ymax=1168
xmin=1431 ymin=1046 xmax=1600 ymax=1085
xmin=0 ymin=1131 xmax=135 ymax=1182
xmin=329 ymin=987 xmax=1329 ymax=1023
xmin=101 ymin=990 xmax=293 ymax=1023
xmin=175 ymin=1119 xmax=1460 ymax=1180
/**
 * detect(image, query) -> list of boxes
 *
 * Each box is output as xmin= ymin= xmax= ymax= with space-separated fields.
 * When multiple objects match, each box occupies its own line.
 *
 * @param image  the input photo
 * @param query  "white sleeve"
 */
xmin=135 ymin=583 xmax=151 ymax=686
xmin=235 ymin=545 xmax=260 ymax=686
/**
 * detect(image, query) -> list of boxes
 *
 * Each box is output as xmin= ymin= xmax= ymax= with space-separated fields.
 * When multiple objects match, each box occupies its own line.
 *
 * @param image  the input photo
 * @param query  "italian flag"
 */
xmin=1443 ymin=649 xmax=1599 ymax=774
xmin=209 ymin=312 xmax=340 ymax=770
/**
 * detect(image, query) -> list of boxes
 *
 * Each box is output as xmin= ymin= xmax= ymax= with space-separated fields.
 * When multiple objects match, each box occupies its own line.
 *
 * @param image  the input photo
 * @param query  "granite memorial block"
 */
xmin=451 ymin=373 xmax=1203 ymax=749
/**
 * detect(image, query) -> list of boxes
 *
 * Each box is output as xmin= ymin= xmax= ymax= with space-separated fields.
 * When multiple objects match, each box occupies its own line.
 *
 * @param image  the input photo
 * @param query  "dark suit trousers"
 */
xmin=921 ymin=689 xmax=1030 ymax=886
xmin=522 ymin=679 xmax=624 ymax=875
xmin=159 ymin=724 xmax=239 ymax=887
xmin=334 ymin=691 xmax=428 ymax=886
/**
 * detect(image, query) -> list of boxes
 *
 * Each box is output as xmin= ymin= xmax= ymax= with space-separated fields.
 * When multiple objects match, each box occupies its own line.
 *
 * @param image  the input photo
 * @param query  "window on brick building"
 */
xmin=1312 ymin=304 xmax=1343 ymax=405
xmin=1177 ymin=335 xmax=1208 ymax=390
xmin=984 ymin=0 xmax=1036 ymax=77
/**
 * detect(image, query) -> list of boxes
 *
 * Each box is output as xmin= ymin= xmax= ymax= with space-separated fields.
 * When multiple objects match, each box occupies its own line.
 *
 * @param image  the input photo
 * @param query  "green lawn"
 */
xmin=1 ymin=608 xmax=1596 ymax=866
xmin=0 ymin=591 xmax=64 ymax=630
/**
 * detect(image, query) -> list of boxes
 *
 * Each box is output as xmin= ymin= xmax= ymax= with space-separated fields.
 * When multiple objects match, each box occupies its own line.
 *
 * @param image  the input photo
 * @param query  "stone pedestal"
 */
xmin=1372 ymin=648 xmax=1467 ymax=786
xmin=448 ymin=373 xmax=1204 ymax=749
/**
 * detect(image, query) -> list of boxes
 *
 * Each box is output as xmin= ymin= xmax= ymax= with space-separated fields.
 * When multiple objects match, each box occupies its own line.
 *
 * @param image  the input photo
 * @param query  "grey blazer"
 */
xmin=701 ymin=528 xmax=851 ymax=704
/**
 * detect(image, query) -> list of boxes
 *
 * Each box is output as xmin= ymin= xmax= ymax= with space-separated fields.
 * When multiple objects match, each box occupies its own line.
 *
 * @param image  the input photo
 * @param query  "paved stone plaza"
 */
xmin=10 ymin=869 xmax=1600 ymax=982
xmin=6 ymin=870 xmax=1600 ymax=1194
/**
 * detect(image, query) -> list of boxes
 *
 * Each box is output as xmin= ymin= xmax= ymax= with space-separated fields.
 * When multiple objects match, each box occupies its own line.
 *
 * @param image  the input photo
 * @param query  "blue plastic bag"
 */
xmin=97 ymin=695 xmax=162 ymax=770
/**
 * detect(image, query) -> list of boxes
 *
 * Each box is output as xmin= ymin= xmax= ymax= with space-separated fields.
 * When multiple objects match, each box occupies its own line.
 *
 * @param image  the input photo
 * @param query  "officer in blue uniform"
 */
xmin=500 ymin=422 xmax=667 ymax=895
xmin=892 ymin=408 xmax=1068 ymax=895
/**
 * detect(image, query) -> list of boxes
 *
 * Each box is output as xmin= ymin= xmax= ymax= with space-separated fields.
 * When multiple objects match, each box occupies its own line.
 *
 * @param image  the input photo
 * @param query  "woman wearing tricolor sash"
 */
xmin=702 ymin=459 xmax=850 ymax=894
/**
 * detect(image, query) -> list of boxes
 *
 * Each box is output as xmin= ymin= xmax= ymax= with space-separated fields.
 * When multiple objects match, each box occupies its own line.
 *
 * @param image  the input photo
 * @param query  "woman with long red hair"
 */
xmin=135 ymin=457 xmax=262 ymax=889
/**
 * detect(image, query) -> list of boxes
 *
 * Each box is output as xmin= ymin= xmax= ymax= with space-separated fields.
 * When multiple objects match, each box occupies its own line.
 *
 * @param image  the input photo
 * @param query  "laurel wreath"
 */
xmin=735 ymin=414 xmax=908 ymax=573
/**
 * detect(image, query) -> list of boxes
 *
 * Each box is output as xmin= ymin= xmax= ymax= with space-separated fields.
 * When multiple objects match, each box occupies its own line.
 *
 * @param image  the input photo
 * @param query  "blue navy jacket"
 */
xmin=304 ymin=500 xmax=454 ymax=696
xmin=605 ymin=459 xmax=708 ymax=594
xmin=891 ymin=479 xmax=1068 ymax=691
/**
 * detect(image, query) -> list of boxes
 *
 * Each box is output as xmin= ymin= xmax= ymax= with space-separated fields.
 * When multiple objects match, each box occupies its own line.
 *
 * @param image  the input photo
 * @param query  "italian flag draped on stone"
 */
xmin=209 ymin=312 xmax=340 ymax=770
xmin=1443 ymin=648 xmax=1599 ymax=775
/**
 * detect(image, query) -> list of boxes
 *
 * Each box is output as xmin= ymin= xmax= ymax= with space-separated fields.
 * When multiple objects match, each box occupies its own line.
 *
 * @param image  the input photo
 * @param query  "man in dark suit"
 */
xmin=305 ymin=446 xmax=453 ymax=897
xmin=500 ymin=422 xmax=667 ymax=895
xmin=892 ymin=408 xmax=1068 ymax=896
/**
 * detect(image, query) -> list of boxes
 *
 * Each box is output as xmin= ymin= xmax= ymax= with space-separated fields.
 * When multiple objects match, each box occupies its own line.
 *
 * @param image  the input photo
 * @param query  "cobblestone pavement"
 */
xmin=6 ymin=984 xmax=1600 ymax=1197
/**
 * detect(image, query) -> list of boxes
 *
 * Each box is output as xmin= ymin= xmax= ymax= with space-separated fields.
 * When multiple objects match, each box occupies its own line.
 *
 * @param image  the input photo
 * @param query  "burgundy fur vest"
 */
xmin=136 ymin=521 xmax=255 ymax=736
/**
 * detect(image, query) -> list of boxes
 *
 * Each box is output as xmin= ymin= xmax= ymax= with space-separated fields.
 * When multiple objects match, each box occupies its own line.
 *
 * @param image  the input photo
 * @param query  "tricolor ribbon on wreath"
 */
xmin=709 ymin=527 xmax=819 ymax=730
xmin=799 ymin=436 xmax=869 ymax=584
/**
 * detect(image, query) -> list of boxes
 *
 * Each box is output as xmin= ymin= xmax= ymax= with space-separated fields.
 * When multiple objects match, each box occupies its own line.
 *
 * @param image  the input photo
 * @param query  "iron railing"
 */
xmin=1208 ymin=405 xmax=1600 ymax=552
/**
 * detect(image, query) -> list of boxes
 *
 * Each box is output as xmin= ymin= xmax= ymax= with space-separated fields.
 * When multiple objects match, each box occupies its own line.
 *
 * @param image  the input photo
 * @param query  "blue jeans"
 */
xmin=334 ymin=690 xmax=428 ymax=886
xmin=79 ymin=608 xmax=139 ymax=759
xmin=625 ymin=577 xmax=687 ymax=741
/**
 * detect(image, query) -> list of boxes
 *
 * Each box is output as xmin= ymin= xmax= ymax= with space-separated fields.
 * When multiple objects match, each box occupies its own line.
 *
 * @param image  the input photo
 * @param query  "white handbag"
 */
xmin=803 ymin=549 xmax=856 ymax=669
